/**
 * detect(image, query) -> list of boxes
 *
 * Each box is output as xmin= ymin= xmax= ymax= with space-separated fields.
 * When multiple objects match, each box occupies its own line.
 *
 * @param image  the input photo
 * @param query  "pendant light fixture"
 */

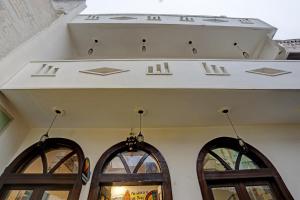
xmin=125 ymin=109 xmax=145 ymax=151
xmin=220 ymin=107 xmax=248 ymax=151
xmin=38 ymin=108 xmax=65 ymax=144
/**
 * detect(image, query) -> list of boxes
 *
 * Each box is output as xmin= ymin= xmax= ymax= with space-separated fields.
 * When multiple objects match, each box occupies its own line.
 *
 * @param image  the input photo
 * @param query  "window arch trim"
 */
xmin=88 ymin=141 xmax=173 ymax=200
xmin=196 ymin=137 xmax=293 ymax=200
xmin=0 ymin=138 xmax=85 ymax=200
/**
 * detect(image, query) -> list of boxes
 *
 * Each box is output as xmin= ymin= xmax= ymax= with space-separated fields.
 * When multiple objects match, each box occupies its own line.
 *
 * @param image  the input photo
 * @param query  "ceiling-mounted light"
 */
xmin=219 ymin=107 xmax=248 ymax=151
xmin=233 ymin=42 xmax=250 ymax=59
xmin=88 ymin=39 xmax=99 ymax=56
xmin=141 ymin=38 xmax=147 ymax=52
xmin=38 ymin=108 xmax=65 ymax=145
xmin=188 ymin=41 xmax=198 ymax=55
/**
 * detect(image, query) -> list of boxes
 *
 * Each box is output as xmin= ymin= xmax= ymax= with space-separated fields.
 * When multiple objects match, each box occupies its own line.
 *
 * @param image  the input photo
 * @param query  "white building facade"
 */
xmin=0 ymin=1 xmax=299 ymax=200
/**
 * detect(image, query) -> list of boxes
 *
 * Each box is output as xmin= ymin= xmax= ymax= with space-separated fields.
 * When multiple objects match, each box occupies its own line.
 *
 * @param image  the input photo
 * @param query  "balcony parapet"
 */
xmin=2 ymin=59 xmax=300 ymax=90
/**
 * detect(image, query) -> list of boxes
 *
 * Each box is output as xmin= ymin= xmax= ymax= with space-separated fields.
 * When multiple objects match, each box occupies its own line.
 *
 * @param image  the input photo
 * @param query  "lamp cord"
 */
xmin=224 ymin=112 xmax=239 ymax=138
xmin=45 ymin=113 xmax=58 ymax=136
xmin=139 ymin=113 xmax=142 ymax=133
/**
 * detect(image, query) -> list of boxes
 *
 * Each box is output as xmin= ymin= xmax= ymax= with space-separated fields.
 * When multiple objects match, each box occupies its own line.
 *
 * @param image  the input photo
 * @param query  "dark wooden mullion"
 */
xmin=117 ymin=153 xmax=131 ymax=174
xmin=133 ymin=153 xmax=149 ymax=173
xmin=4 ymin=174 xmax=78 ymax=185
xmin=41 ymin=152 xmax=48 ymax=174
xmin=48 ymin=150 xmax=76 ymax=174
xmin=205 ymin=168 xmax=274 ymax=182
xmin=99 ymin=173 xmax=164 ymax=184
xmin=237 ymin=183 xmax=251 ymax=200
xmin=208 ymin=150 xmax=232 ymax=170
xmin=235 ymin=152 xmax=243 ymax=170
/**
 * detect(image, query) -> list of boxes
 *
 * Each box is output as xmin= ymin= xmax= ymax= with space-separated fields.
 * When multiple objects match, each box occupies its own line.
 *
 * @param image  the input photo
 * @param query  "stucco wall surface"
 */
xmin=7 ymin=125 xmax=300 ymax=199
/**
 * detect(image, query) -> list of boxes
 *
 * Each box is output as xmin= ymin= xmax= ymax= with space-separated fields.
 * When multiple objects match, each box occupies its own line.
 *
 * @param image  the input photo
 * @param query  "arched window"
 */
xmin=88 ymin=141 xmax=172 ymax=200
xmin=0 ymin=138 xmax=85 ymax=200
xmin=197 ymin=137 xmax=293 ymax=200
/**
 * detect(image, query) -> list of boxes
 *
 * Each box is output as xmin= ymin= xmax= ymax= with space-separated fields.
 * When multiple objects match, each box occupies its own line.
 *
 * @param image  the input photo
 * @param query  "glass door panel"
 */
xmin=211 ymin=187 xmax=239 ymax=200
xmin=246 ymin=185 xmax=277 ymax=200
xmin=99 ymin=185 xmax=162 ymax=200
xmin=42 ymin=191 xmax=69 ymax=200
xmin=3 ymin=190 xmax=33 ymax=200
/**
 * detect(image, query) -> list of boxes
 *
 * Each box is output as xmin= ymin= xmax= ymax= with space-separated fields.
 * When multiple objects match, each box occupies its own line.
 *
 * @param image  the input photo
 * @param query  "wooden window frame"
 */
xmin=196 ymin=137 xmax=293 ymax=200
xmin=0 ymin=138 xmax=85 ymax=200
xmin=88 ymin=141 xmax=173 ymax=200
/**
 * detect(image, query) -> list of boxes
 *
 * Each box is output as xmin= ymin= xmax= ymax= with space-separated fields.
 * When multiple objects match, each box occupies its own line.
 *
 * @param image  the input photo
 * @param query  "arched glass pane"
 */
xmin=246 ymin=185 xmax=277 ymax=200
xmin=46 ymin=148 xmax=72 ymax=172
xmin=22 ymin=156 xmax=43 ymax=173
xmin=212 ymin=148 xmax=239 ymax=169
xmin=4 ymin=190 xmax=33 ymax=200
xmin=103 ymin=156 xmax=126 ymax=174
xmin=53 ymin=154 xmax=79 ymax=174
xmin=137 ymin=155 xmax=160 ymax=173
xmin=122 ymin=151 xmax=145 ymax=173
xmin=203 ymin=153 xmax=226 ymax=171
xmin=239 ymin=155 xmax=259 ymax=170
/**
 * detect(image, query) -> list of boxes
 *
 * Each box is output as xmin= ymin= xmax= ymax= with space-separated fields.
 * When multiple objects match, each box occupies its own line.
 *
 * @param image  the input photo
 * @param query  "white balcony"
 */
xmin=1 ymin=59 xmax=300 ymax=128
xmin=68 ymin=14 xmax=278 ymax=59
xmin=2 ymin=59 xmax=300 ymax=90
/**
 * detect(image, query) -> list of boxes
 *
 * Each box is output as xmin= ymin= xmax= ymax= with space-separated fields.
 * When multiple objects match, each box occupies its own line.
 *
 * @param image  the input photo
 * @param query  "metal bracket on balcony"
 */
xmin=147 ymin=62 xmax=172 ymax=75
xmin=31 ymin=64 xmax=59 ymax=77
xmin=202 ymin=62 xmax=230 ymax=76
xmin=85 ymin=15 xmax=100 ymax=20
xmin=239 ymin=19 xmax=254 ymax=24
xmin=147 ymin=15 xmax=161 ymax=21
xmin=180 ymin=16 xmax=194 ymax=22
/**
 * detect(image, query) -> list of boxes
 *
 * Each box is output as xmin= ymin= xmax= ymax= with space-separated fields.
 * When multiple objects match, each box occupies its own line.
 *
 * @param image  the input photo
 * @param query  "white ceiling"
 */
xmin=68 ymin=23 xmax=272 ymax=59
xmin=3 ymin=89 xmax=300 ymax=128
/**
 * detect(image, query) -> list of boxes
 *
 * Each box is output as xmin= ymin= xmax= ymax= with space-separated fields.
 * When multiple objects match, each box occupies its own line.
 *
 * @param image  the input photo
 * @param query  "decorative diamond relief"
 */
xmin=246 ymin=67 xmax=291 ymax=76
xmin=79 ymin=67 xmax=129 ymax=76
xmin=110 ymin=16 xmax=137 ymax=20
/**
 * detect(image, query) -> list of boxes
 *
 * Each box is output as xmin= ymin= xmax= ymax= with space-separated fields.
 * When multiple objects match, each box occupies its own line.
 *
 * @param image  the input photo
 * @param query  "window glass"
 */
xmin=203 ymin=153 xmax=226 ymax=171
xmin=99 ymin=185 xmax=162 ymax=200
xmin=246 ymin=185 xmax=277 ymax=200
xmin=53 ymin=154 xmax=79 ymax=174
xmin=103 ymin=156 xmax=126 ymax=174
xmin=22 ymin=156 xmax=43 ymax=173
xmin=212 ymin=148 xmax=239 ymax=169
xmin=137 ymin=155 xmax=160 ymax=173
xmin=239 ymin=155 xmax=259 ymax=170
xmin=4 ymin=190 xmax=32 ymax=200
xmin=211 ymin=187 xmax=239 ymax=200
xmin=42 ymin=191 xmax=69 ymax=200
xmin=0 ymin=108 xmax=11 ymax=133
xmin=46 ymin=149 xmax=72 ymax=172
xmin=122 ymin=151 xmax=145 ymax=173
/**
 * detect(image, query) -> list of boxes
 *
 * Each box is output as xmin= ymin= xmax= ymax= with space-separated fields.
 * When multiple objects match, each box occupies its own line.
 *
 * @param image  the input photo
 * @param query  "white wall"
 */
xmin=0 ymin=93 xmax=29 ymax=174
xmin=11 ymin=124 xmax=300 ymax=199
